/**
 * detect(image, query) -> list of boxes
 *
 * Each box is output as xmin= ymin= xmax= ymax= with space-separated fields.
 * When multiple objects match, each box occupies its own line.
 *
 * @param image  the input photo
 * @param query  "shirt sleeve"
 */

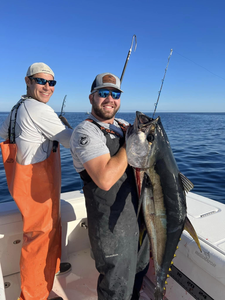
xmin=26 ymin=101 xmax=73 ymax=148
xmin=70 ymin=121 xmax=109 ymax=168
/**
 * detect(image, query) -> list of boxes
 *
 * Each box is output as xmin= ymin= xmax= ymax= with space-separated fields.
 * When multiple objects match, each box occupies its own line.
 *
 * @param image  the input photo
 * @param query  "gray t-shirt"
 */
xmin=70 ymin=114 xmax=129 ymax=173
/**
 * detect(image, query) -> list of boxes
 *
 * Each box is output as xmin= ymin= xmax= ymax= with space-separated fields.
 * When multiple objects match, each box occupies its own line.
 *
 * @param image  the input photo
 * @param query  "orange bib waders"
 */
xmin=0 ymin=140 xmax=61 ymax=300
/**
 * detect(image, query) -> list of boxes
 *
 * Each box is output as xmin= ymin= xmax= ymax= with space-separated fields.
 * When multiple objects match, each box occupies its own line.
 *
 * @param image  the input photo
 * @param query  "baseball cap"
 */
xmin=91 ymin=73 xmax=123 ymax=93
xmin=26 ymin=62 xmax=54 ymax=77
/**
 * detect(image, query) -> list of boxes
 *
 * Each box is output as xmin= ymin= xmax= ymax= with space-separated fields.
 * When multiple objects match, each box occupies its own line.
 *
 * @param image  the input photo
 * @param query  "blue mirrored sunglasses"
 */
xmin=30 ymin=77 xmax=57 ymax=87
xmin=97 ymin=89 xmax=121 ymax=100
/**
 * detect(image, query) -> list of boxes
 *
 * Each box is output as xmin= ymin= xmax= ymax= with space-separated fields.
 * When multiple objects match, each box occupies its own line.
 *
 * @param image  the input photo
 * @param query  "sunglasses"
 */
xmin=96 ymin=89 xmax=121 ymax=100
xmin=29 ymin=77 xmax=57 ymax=87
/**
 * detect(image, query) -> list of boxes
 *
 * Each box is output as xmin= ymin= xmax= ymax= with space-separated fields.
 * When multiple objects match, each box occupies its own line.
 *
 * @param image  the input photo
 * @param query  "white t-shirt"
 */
xmin=70 ymin=114 xmax=128 ymax=173
xmin=0 ymin=97 xmax=73 ymax=165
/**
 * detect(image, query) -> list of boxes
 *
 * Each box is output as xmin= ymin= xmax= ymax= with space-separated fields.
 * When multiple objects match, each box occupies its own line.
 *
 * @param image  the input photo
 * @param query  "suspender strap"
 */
xmin=8 ymin=99 xmax=26 ymax=144
xmin=85 ymin=118 xmax=128 ymax=137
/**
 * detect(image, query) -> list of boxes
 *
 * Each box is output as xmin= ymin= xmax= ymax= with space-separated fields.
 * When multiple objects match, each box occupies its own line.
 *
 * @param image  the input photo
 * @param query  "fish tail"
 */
xmin=184 ymin=217 xmax=202 ymax=252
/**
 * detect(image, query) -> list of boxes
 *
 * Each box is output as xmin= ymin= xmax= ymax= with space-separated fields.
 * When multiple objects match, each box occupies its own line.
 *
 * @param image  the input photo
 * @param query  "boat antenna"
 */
xmin=120 ymin=34 xmax=137 ymax=84
xmin=59 ymin=95 xmax=67 ymax=117
xmin=152 ymin=49 xmax=173 ymax=118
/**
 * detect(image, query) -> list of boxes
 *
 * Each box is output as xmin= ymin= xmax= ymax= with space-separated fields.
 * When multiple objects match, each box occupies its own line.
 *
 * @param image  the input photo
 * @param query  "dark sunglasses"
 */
xmin=97 ymin=89 xmax=121 ymax=100
xmin=29 ymin=77 xmax=57 ymax=87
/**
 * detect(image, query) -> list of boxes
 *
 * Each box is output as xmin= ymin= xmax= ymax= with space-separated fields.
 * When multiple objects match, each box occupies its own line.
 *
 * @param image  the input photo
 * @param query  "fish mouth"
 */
xmin=135 ymin=111 xmax=157 ymax=142
xmin=136 ymin=111 xmax=154 ymax=129
xmin=126 ymin=111 xmax=155 ymax=138
xmin=126 ymin=111 xmax=157 ymax=169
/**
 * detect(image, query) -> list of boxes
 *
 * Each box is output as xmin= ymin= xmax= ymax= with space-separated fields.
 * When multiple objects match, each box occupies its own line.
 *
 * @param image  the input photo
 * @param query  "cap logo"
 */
xmin=102 ymin=75 xmax=116 ymax=84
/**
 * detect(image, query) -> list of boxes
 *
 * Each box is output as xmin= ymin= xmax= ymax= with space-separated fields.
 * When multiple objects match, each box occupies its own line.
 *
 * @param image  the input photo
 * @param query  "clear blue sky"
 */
xmin=1 ymin=0 xmax=224 ymax=113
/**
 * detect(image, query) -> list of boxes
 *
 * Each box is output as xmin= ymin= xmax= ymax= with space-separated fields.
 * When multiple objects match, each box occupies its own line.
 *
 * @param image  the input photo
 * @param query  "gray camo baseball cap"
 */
xmin=91 ymin=73 xmax=123 ymax=93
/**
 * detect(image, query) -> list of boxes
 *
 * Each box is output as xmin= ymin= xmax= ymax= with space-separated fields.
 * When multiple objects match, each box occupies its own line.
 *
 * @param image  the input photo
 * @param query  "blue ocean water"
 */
xmin=0 ymin=112 xmax=225 ymax=204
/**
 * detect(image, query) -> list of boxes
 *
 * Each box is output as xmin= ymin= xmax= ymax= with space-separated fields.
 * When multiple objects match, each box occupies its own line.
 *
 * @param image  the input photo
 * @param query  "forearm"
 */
xmin=84 ymin=144 xmax=128 ymax=191
xmin=53 ymin=128 xmax=73 ymax=148
xmin=102 ymin=144 xmax=128 ymax=189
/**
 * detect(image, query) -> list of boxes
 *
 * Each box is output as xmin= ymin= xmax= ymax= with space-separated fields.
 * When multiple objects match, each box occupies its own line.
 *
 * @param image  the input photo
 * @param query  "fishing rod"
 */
xmin=152 ymin=49 xmax=173 ymax=118
xmin=58 ymin=36 xmax=137 ymax=126
xmin=120 ymin=34 xmax=137 ymax=84
xmin=53 ymin=95 xmax=72 ymax=152
xmin=58 ymin=95 xmax=73 ymax=129
xmin=59 ymin=95 xmax=67 ymax=117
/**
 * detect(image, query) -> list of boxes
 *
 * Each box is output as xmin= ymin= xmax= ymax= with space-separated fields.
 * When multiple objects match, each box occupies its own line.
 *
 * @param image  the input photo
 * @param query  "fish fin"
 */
xmin=179 ymin=172 xmax=194 ymax=193
xmin=184 ymin=217 xmax=202 ymax=252
xmin=137 ymin=173 xmax=152 ymax=246
xmin=139 ymin=225 xmax=146 ymax=246
xmin=136 ymin=172 xmax=153 ymax=246
xmin=137 ymin=172 xmax=151 ymax=220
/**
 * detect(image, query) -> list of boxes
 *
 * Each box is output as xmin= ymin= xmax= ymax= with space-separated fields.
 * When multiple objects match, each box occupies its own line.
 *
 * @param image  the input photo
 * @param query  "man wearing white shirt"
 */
xmin=0 ymin=62 xmax=72 ymax=300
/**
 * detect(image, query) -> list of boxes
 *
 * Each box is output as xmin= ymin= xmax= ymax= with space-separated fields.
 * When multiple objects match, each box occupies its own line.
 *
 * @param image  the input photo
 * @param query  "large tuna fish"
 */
xmin=126 ymin=111 xmax=201 ymax=300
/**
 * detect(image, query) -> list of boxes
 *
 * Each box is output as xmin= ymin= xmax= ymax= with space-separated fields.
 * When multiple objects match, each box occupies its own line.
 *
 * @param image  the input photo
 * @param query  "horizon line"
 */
xmin=1 ymin=111 xmax=225 ymax=114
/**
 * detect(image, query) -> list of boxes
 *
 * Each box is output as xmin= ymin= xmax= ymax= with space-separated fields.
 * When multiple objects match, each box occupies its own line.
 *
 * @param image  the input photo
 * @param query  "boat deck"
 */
xmin=4 ymin=248 xmax=98 ymax=300
xmin=4 ymin=248 xmax=153 ymax=300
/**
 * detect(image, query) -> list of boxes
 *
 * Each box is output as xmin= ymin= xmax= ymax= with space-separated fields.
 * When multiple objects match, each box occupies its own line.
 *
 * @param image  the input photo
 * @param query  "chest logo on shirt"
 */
xmin=79 ymin=135 xmax=90 ymax=146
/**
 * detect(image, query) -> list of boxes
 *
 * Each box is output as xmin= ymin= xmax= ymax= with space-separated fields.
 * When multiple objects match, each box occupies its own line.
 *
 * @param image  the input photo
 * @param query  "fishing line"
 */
xmin=173 ymin=50 xmax=225 ymax=81
xmin=152 ymin=49 xmax=173 ymax=118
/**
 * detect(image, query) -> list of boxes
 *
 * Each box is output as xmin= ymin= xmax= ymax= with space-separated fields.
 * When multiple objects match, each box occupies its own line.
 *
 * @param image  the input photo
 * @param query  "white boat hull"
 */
xmin=0 ymin=191 xmax=224 ymax=300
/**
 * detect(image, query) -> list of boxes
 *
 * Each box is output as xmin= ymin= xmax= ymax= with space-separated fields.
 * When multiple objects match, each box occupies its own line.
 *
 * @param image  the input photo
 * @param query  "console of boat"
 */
xmin=0 ymin=191 xmax=225 ymax=300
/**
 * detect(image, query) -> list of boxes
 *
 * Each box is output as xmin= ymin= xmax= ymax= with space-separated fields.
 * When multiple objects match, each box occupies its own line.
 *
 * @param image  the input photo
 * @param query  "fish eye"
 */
xmin=147 ymin=134 xmax=154 ymax=142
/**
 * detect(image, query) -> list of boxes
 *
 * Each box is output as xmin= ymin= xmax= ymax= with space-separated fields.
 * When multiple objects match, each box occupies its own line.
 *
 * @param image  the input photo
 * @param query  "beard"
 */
xmin=92 ymin=100 xmax=120 ymax=120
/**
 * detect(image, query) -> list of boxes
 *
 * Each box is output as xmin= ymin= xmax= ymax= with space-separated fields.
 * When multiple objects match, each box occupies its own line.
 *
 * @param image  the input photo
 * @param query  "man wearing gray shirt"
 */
xmin=70 ymin=73 xmax=150 ymax=300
